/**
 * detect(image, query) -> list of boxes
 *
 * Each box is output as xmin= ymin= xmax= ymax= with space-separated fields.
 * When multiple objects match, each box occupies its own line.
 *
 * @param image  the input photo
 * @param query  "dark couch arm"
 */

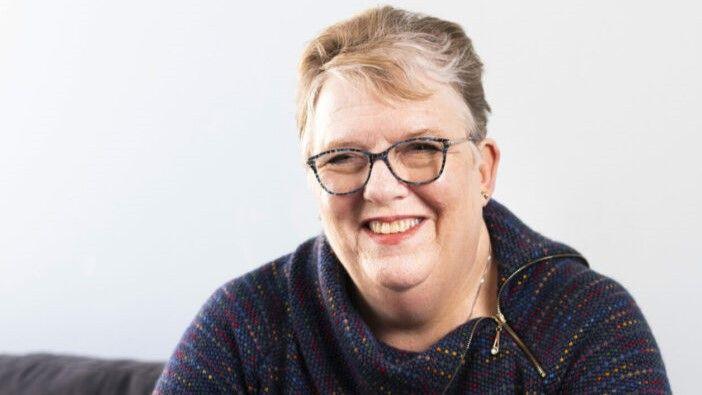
xmin=0 ymin=353 xmax=165 ymax=395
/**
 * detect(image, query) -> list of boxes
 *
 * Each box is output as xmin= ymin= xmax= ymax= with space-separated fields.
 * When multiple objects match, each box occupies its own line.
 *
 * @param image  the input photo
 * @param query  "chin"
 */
xmin=362 ymin=253 xmax=435 ymax=292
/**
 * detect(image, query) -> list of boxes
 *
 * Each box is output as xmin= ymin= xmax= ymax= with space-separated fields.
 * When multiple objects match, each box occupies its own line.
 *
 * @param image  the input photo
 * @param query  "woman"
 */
xmin=154 ymin=6 xmax=670 ymax=394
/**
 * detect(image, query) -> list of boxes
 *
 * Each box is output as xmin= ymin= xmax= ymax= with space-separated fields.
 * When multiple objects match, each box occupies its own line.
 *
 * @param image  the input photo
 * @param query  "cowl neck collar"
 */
xmin=482 ymin=199 xmax=588 ymax=288
xmin=287 ymin=199 xmax=587 ymax=393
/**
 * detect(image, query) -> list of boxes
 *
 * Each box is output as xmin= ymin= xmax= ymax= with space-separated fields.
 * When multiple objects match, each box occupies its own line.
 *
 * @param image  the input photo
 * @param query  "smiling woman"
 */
xmin=153 ymin=5 xmax=671 ymax=394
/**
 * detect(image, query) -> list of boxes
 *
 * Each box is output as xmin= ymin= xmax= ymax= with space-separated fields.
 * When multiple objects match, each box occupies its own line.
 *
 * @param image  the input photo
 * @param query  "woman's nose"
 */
xmin=362 ymin=159 xmax=409 ymax=202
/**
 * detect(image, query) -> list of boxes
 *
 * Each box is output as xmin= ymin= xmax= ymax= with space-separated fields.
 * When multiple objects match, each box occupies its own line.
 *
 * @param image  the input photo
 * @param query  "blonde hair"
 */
xmin=296 ymin=5 xmax=491 ymax=156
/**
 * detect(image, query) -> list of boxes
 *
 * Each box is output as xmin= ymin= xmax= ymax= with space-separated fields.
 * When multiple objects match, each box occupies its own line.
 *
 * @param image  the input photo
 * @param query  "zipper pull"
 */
xmin=491 ymin=324 xmax=502 ymax=355
xmin=491 ymin=311 xmax=506 ymax=355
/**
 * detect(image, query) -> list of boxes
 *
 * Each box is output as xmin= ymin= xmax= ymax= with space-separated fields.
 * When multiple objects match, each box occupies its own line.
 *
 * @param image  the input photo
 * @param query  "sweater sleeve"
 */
xmin=558 ymin=277 xmax=671 ymax=393
xmin=152 ymin=284 xmax=250 ymax=394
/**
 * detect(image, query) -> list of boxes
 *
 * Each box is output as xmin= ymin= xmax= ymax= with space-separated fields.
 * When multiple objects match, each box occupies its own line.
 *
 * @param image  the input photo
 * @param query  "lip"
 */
xmin=362 ymin=217 xmax=426 ymax=245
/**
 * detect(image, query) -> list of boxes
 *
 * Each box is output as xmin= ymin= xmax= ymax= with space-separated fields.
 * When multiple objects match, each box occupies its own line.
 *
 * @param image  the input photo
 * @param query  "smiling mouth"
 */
xmin=362 ymin=217 xmax=425 ymax=245
xmin=365 ymin=218 xmax=422 ymax=234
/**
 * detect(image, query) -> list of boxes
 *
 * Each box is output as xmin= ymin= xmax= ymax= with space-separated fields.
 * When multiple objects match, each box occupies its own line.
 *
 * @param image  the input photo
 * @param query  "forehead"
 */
xmin=310 ymin=76 xmax=472 ymax=153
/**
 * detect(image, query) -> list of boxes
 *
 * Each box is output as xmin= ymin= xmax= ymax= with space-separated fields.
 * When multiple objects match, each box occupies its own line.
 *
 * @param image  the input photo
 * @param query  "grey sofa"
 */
xmin=0 ymin=353 xmax=165 ymax=395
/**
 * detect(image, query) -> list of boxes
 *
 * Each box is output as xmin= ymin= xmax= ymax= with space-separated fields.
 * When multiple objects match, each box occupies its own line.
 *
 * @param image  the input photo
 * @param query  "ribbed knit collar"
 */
xmin=287 ymin=199 xmax=588 ymax=393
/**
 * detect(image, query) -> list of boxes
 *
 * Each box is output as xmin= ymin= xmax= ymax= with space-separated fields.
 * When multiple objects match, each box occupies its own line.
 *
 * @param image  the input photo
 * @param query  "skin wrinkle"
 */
xmin=308 ymin=75 xmax=501 ymax=352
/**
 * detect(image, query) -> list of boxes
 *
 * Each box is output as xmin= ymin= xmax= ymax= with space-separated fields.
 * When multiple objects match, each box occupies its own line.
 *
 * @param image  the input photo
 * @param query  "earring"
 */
xmin=481 ymin=191 xmax=489 ymax=200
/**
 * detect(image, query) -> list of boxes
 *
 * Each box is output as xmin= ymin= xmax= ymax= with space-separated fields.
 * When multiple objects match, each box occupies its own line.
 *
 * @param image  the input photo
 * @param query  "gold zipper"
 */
xmin=490 ymin=253 xmax=584 ymax=379
xmin=492 ymin=311 xmax=546 ymax=378
xmin=442 ymin=316 xmax=489 ymax=394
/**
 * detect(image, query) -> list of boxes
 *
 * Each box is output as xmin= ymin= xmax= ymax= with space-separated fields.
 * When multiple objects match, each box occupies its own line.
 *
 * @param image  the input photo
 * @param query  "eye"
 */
xmin=407 ymin=142 xmax=442 ymax=152
xmin=317 ymin=151 xmax=366 ymax=168
xmin=327 ymin=153 xmax=353 ymax=164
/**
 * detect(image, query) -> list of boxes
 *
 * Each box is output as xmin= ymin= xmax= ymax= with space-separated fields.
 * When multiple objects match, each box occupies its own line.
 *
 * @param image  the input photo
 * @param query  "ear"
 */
xmin=477 ymin=138 xmax=501 ymax=206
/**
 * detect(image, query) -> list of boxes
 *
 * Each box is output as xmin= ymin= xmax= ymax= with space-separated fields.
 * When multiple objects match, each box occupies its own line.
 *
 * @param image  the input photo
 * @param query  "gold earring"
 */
xmin=481 ymin=191 xmax=489 ymax=200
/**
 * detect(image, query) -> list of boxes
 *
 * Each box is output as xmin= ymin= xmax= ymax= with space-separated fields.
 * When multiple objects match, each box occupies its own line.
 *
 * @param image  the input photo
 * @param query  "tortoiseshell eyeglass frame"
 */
xmin=306 ymin=136 xmax=476 ymax=195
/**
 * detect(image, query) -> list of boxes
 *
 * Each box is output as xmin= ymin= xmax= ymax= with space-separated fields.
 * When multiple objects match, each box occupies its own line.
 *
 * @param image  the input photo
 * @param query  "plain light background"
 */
xmin=1 ymin=0 xmax=699 ymax=392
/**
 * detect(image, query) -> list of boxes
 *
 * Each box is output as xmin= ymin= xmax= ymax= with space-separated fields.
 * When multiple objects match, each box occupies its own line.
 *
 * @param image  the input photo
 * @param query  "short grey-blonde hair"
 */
xmin=296 ymin=5 xmax=491 ymax=156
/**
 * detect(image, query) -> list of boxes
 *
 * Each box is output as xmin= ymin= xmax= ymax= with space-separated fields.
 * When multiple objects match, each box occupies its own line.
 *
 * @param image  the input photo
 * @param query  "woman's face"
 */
xmin=309 ymin=76 xmax=499 ymax=304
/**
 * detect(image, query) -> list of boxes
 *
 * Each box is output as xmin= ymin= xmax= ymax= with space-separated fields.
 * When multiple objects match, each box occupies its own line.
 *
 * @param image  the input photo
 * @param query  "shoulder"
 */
xmin=205 ymin=254 xmax=293 ymax=354
xmin=202 ymin=235 xmax=320 ymax=353
xmin=525 ymin=259 xmax=670 ymax=392
xmin=537 ymin=258 xmax=655 ymax=341
xmin=154 ymin=237 xmax=320 ymax=393
xmin=544 ymin=258 xmax=637 ymax=312
xmin=521 ymin=256 xmax=657 ymax=348
xmin=507 ymin=256 xmax=643 ymax=318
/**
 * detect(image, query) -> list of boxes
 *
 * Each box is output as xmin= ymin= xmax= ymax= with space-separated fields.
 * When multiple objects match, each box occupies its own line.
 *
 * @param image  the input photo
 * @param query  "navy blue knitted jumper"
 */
xmin=154 ymin=199 xmax=671 ymax=393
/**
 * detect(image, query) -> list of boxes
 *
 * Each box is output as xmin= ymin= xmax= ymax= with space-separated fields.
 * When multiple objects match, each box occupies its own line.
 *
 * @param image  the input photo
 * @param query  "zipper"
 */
xmin=489 ymin=253 xmax=584 ymax=379
xmin=442 ymin=316 xmax=489 ymax=395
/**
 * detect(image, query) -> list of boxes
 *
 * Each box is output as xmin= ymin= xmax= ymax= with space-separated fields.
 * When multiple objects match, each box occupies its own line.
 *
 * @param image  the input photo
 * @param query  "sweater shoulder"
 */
xmin=209 ymin=236 xmax=318 ymax=355
xmin=521 ymin=256 xmax=650 ymax=335
xmin=544 ymin=258 xmax=649 ymax=326
xmin=521 ymin=259 xmax=669 ymax=391
xmin=154 ymin=242 xmax=314 ymax=393
xmin=213 ymin=256 xmax=292 ymax=353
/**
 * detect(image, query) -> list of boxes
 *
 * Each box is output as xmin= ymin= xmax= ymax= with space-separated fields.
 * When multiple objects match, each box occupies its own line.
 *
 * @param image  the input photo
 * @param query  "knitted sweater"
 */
xmin=153 ymin=199 xmax=671 ymax=393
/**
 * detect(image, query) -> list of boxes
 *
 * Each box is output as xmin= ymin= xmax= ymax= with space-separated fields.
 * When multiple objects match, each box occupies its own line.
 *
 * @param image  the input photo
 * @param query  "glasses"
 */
xmin=306 ymin=136 xmax=475 ymax=195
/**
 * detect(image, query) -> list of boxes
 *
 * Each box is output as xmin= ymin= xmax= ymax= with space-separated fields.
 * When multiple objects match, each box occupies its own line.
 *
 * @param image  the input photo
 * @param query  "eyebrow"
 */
xmin=322 ymin=128 xmax=445 ymax=152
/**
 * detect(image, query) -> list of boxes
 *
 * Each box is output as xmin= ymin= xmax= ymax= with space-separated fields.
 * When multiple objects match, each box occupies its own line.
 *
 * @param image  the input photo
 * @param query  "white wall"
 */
xmin=1 ymin=1 xmax=699 ymax=392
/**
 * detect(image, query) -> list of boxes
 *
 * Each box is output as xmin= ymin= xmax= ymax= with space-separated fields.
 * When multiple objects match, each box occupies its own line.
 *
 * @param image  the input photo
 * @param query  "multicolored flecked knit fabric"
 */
xmin=153 ymin=199 xmax=671 ymax=393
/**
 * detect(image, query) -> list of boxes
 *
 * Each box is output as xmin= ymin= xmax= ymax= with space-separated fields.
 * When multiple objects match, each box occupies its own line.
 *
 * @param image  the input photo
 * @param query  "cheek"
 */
xmin=319 ymin=195 xmax=363 ymax=242
xmin=416 ymin=164 xmax=480 ymax=230
xmin=322 ymin=195 xmax=358 ymax=220
xmin=420 ymin=165 xmax=473 ymax=209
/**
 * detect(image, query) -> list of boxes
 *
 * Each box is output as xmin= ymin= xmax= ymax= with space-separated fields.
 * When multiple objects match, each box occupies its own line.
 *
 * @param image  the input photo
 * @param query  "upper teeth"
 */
xmin=368 ymin=218 xmax=421 ymax=234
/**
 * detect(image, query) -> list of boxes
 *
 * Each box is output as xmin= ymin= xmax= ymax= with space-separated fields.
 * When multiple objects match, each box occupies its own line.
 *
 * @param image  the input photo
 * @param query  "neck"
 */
xmin=351 ymin=225 xmax=498 ymax=353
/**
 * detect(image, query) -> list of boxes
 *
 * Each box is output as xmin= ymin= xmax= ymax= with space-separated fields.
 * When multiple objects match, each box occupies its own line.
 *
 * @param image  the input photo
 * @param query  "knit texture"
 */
xmin=153 ymin=199 xmax=671 ymax=393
